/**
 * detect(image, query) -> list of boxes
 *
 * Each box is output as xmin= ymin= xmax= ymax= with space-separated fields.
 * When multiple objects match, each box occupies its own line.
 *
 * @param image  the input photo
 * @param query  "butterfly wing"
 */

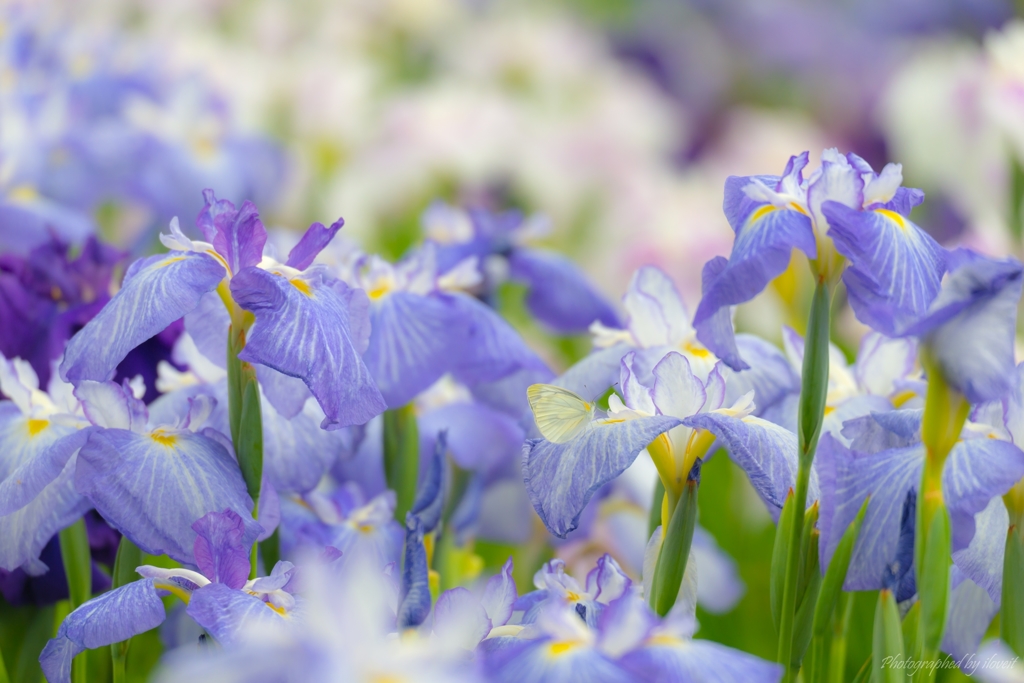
xmin=527 ymin=384 xmax=594 ymax=444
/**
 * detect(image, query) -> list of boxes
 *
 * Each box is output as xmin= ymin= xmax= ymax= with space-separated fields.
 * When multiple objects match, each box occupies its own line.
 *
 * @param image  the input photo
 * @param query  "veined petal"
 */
xmin=0 ymin=408 xmax=87 ymax=515
xmin=651 ymin=353 xmax=706 ymax=421
xmin=951 ymin=496 xmax=1007 ymax=605
xmin=60 ymin=251 xmax=224 ymax=384
xmin=693 ymin=257 xmax=745 ymax=371
xmin=186 ymin=583 xmax=286 ymax=645
xmin=806 ymin=152 xmax=864 ymax=234
xmin=198 ymin=190 xmax=266 ymax=276
xmin=720 ymin=335 xmax=799 ymax=417
xmin=943 ymin=438 xmax=1024 ymax=552
xmin=823 ymin=201 xmax=946 ymax=336
xmin=904 ymin=251 xmax=1024 ymax=404
xmin=482 ymin=558 xmax=518 ymax=629
xmin=523 ymin=415 xmax=682 ymax=538
xmin=682 ymin=413 xmax=816 ymax=517
xmin=508 ymin=249 xmax=620 ymax=334
xmin=40 ymin=579 xmax=166 ymax=683
xmin=192 ymin=510 xmax=251 ymax=590
xmin=622 ymin=267 xmax=690 ymax=348
xmin=74 ymin=428 xmax=259 ymax=563
xmin=693 ymin=194 xmax=815 ymax=362
xmin=285 ymin=219 xmax=344 ymax=271
xmin=0 ymin=451 xmax=90 ymax=572
xmin=618 ymin=637 xmax=784 ymax=683
xmin=448 ymin=293 xmax=548 ymax=386
xmin=816 ymin=435 xmax=922 ymax=590
xmin=363 ymin=291 xmax=460 ymax=408
xmin=941 ymin=572 xmax=997 ymax=664
xmin=231 ymin=267 xmax=385 ymax=429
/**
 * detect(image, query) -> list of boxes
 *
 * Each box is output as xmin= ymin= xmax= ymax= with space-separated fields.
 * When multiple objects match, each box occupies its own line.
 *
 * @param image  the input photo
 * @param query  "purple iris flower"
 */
xmin=347 ymin=244 xmax=548 ymax=409
xmin=515 ymin=556 xmax=632 ymax=629
xmin=59 ymin=189 xmax=385 ymax=430
xmin=423 ymin=201 xmax=620 ymax=335
xmin=694 ymin=149 xmax=943 ymax=369
xmin=40 ymin=509 xmax=298 ymax=683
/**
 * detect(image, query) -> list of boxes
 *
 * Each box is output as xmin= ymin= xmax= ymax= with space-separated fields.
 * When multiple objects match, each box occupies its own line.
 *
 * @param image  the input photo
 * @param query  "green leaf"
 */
xmin=648 ymin=477 xmax=665 ymax=540
xmin=797 ymin=280 xmax=831 ymax=461
xmin=792 ymin=505 xmax=822 ymax=669
xmin=901 ymin=601 xmax=920 ymax=663
xmin=110 ymin=537 xmax=144 ymax=683
xmin=814 ymin=497 xmax=870 ymax=637
xmin=59 ymin=518 xmax=92 ymax=610
xmin=771 ymin=489 xmax=797 ymax=631
xmin=14 ymin=605 xmax=55 ymax=683
xmin=236 ymin=372 xmax=264 ymax=505
xmin=260 ymin=529 xmax=281 ymax=574
xmin=383 ymin=404 xmax=420 ymax=523
xmin=872 ymin=590 xmax=906 ymax=683
xmin=917 ymin=504 xmax=951 ymax=654
xmin=650 ymin=459 xmax=701 ymax=617
xmin=1001 ymin=510 xmax=1024 ymax=657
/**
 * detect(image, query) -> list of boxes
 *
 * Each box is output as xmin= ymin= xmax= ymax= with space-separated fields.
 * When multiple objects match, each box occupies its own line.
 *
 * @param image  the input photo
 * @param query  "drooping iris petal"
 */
xmin=0 ymin=409 xmax=88 ymax=516
xmin=693 ymin=256 xmax=748 ymax=371
xmin=943 ymin=437 xmax=1024 ymax=551
xmin=941 ymin=571 xmax=998 ymax=664
xmin=40 ymin=579 xmax=166 ymax=683
xmin=186 ymin=583 xmax=285 ymax=645
xmin=823 ymin=202 xmax=946 ymax=336
xmin=286 ymin=219 xmax=344 ymax=271
xmin=198 ymin=190 xmax=266 ymax=276
xmin=255 ymin=365 xmax=312 ymax=420
xmin=61 ymin=251 xmax=225 ymax=384
xmin=448 ymin=293 xmax=548 ymax=386
xmin=815 ymin=435 xmax=922 ymax=589
xmin=904 ymin=251 xmax=1024 ymax=404
xmin=523 ymin=415 xmax=682 ymax=538
xmin=508 ymin=249 xmax=620 ymax=334
xmin=683 ymin=413 xmax=817 ymax=518
xmin=952 ymin=497 xmax=1006 ymax=605
xmin=617 ymin=635 xmax=785 ymax=683
xmin=74 ymin=428 xmax=259 ymax=563
xmin=363 ymin=291 xmax=461 ymax=408
xmin=693 ymin=196 xmax=815 ymax=365
xmin=192 ymin=510 xmax=251 ymax=590
xmin=184 ymin=291 xmax=230 ymax=367
xmin=230 ymin=267 xmax=385 ymax=430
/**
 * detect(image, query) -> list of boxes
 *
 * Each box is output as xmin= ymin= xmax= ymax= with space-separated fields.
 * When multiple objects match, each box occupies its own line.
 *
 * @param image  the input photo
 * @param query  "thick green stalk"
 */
xmin=110 ymin=537 xmax=143 ymax=683
xmin=59 ymin=518 xmax=92 ymax=683
xmin=777 ymin=279 xmax=831 ymax=680
xmin=649 ymin=459 xmax=701 ymax=616
xmin=383 ymin=405 xmax=420 ymax=522
xmin=226 ymin=322 xmax=264 ymax=578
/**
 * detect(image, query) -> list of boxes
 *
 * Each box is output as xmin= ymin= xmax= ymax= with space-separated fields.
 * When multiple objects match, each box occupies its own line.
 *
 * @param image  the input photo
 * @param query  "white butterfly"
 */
xmin=527 ymin=384 xmax=595 ymax=444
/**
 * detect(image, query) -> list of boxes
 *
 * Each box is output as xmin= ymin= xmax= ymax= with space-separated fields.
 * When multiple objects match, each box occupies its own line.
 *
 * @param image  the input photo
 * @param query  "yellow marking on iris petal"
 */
xmin=891 ymin=390 xmax=916 ymax=408
xmin=27 ymin=419 xmax=49 ymax=436
xmin=647 ymin=634 xmax=684 ymax=647
xmin=789 ymin=202 xmax=809 ymax=216
xmin=157 ymin=255 xmax=187 ymax=269
xmin=368 ymin=284 xmax=391 ymax=300
xmin=823 ymin=405 xmax=836 ymax=416
xmin=8 ymin=185 xmax=39 ymax=202
xmin=368 ymin=676 xmax=405 ymax=683
xmin=357 ymin=523 xmax=375 ymax=535
xmin=565 ymin=591 xmax=582 ymax=603
xmin=600 ymin=417 xmax=626 ymax=425
xmin=749 ymin=205 xmax=777 ymax=223
xmin=875 ymin=209 xmax=908 ymax=231
xmin=682 ymin=340 xmax=712 ymax=359
xmin=154 ymin=581 xmax=192 ymax=605
xmin=289 ymin=278 xmax=313 ymax=297
xmin=265 ymin=602 xmax=287 ymax=617
xmin=150 ymin=430 xmax=178 ymax=447
xmin=548 ymin=641 xmax=579 ymax=657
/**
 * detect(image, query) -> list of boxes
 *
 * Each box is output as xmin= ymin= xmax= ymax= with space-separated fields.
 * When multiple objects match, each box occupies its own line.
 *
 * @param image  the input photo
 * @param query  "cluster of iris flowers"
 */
xmin=3 ymin=145 xmax=1024 ymax=682
xmin=4 ymin=12 xmax=1024 ymax=683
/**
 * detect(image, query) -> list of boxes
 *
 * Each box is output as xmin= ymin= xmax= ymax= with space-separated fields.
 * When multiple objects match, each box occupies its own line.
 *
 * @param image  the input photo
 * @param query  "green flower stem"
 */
xmin=59 ymin=518 xmax=91 ymax=683
xmin=777 ymin=279 xmax=831 ymax=681
xmin=649 ymin=459 xmax=701 ymax=616
xmin=383 ymin=404 xmax=420 ymax=523
xmin=110 ymin=537 xmax=143 ymax=683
